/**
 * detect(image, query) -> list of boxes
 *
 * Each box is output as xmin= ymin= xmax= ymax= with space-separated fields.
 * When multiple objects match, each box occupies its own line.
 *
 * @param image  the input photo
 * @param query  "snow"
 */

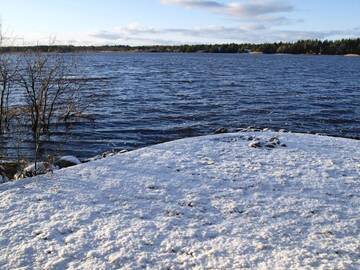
xmin=0 ymin=131 xmax=359 ymax=269
xmin=24 ymin=162 xmax=55 ymax=174
xmin=58 ymin=156 xmax=81 ymax=165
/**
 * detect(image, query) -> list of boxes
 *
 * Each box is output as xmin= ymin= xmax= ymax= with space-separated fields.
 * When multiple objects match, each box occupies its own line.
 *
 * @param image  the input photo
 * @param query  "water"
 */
xmin=1 ymin=53 xmax=360 ymax=160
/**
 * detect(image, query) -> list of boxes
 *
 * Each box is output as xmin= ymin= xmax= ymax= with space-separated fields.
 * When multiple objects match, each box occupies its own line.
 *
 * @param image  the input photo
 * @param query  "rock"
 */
xmin=269 ymin=137 xmax=281 ymax=145
xmin=84 ymin=149 xmax=128 ymax=162
xmin=13 ymin=172 xmax=23 ymax=180
xmin=0 ymin=176 xmax=8 ymax=184
xmin=15 ymin=162 xmax=55 ymax=180
xmin=248 ymin=136 xmax=286 ymax=150
xmin=249 ymin=141 xmax=263 ymax=148
xmin=0 ymin=161 xmax=21 ymax=179
xmin=236 ymin=126 xmax=264 ymax=133
xmin=214 ymin=128 xmax=228 ymax=134
xmin=0 ymin=168 xmax=9 ymax=183
xmin=250 ymin=127 xmax=263 ymax=132
xmin=265 ymin=143 xmax=276 ymax=149
xmin=102 ymin=149 xmax=128 ymax=158
xmin=102 ymin=151 xmax=116 ymax=158
xmin=55 ymin=156 xmax=81 ymax=169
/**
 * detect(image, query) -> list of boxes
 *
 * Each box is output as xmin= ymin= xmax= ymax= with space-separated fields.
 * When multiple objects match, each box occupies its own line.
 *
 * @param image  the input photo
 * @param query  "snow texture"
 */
xmin=0 ymin=132 xmax=359 ymax=269
xmin=58 ymin=156 xmax=81 ymax=165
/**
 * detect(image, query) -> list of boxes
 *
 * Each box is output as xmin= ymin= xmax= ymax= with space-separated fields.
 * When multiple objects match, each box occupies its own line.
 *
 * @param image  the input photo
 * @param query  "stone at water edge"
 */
xmin=248 ymin=136 xmax=287 ymax=150
xmin=54 ymin=156 xmax=81 ymax=169
xmin=236 ymin=127 xmax=263 ymax=133
xmin=249 ymin=140 xmax=263 ymax=148
xmin=85 ymin=149 xmax=129 ymax=162
xmin=0 ymin=169 xmax=9 ymax=183
xmin=14 ymin=162 xmax=55 ymax=180
xmin=214 ymin=128 xmax=229 ymax=134
xmin=269 ymin=137 xmax=281 ymax=145
xmin=0 ymin=161 xmax=23 ymax=180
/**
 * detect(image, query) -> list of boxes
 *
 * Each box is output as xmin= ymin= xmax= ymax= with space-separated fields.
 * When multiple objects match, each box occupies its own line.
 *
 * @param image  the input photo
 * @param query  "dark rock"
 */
xmin=15 ymin=162 xmax=55 ymax=180
xmin=249 ymin=141 xmax=263 ymax=148
xmin=0 ymin=161 xmax=21 ymax=179
xmin=84 ymin=149 xmax=128 ymax=163
xmin=265 ymin=143 xmax=276 ymax=149
xmin=237 ymin=126 xmax=268 ymax=133
xmin=214 ymin=128 xmax=228 ymax=134
xmin=236 ymin=128 xmax=248 ymax=132
xmin=0 ymin=172 xmax=8 ymax=184
xmin=269 ymin=137 xmax=281 ymax=145
xmin=247 ymin=136 xmax=287 ymax=150
xmin=54 ymin=156 xmax=81 ymax=169
xmin=101 ymin=149 xmax=128 ymax=158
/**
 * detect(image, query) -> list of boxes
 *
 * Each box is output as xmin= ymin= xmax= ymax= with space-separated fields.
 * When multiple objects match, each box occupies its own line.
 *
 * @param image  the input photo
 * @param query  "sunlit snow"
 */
xmin=0 ymin=132 xmax=359 ymax=269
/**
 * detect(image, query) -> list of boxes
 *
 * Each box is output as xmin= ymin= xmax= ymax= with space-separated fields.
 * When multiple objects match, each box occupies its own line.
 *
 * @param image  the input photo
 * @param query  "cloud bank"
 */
xmin=90 ymin=24 xmax=360 ymax=46
xmin=4 ymin=1 xmax=359 ymax=46
xmin=161 ymin=0 xmax=294 ymax=22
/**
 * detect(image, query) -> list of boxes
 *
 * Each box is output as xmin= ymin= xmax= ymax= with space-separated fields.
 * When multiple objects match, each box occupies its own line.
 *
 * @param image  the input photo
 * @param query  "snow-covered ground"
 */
xmin=0 ymin=132 xmax=359 ymax=269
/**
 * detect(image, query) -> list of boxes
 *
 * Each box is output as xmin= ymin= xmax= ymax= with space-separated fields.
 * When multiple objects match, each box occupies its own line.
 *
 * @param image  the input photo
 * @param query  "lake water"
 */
xmin=1 ymin=53 xmax=360 ymax=160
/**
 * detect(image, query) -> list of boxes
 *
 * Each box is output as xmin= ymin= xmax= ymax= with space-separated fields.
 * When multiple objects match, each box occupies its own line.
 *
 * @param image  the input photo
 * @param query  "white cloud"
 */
xmin=90 ymin=24 xmax=360 ymax=45
xmin=160 ymin=0 xmax=294 ymax=22
xmin=4 ymin=23 xmax=360 ymax=46
xmin=161 ymin=0 xmax=223 ymax=9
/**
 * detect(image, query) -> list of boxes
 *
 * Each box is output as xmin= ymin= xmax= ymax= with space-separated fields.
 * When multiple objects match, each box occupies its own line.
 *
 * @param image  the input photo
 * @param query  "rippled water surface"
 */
xmin=2 ymin=53 xmax=360 ymax=159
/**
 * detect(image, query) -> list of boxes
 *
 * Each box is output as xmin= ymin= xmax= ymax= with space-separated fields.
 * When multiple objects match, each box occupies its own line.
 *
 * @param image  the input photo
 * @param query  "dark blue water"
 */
xmin=2 ymin=53 xmax=360 ymax=159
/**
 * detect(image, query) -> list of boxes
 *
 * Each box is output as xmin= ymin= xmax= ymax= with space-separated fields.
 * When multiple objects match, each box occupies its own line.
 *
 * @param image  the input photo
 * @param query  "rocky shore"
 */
xmin=0 ymin=127 xmax=281 ymax=183
xmin=0 ymin=126 xmax=352 ymax=184
xmin=0 ymin=149 xmax=130 ymax=183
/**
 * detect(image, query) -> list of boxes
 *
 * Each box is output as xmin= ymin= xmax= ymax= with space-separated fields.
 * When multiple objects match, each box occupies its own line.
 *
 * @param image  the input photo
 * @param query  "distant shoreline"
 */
xmin=1 ymin=50 xmax=359 ymax=57
xmin=1 ymin=38 xmax=360 ymax=56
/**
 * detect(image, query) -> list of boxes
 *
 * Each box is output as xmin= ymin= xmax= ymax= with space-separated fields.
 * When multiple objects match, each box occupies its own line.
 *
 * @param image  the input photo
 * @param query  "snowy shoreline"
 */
xmin=0 ymin=131 xmax=359 ymax=269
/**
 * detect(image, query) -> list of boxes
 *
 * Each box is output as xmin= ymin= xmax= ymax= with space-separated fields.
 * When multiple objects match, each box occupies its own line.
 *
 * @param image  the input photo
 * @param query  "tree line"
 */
xmin=1 ymin=38 xmax=360 ymax=55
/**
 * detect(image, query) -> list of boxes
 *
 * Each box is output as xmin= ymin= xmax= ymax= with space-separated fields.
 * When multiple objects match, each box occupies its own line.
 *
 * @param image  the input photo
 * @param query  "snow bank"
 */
xmin=0 ymin=132 xmax=359 ymax=269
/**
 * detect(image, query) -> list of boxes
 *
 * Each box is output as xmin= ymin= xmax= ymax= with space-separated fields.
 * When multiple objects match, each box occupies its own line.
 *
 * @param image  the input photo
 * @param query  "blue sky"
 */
xmin=1 ymin=0 xmax=359 ymax=45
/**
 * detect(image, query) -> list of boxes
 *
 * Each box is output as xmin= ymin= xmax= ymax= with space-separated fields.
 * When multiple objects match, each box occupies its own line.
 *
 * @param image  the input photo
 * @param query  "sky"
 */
xmin=0 ymin=0 xmax=359 ymax=46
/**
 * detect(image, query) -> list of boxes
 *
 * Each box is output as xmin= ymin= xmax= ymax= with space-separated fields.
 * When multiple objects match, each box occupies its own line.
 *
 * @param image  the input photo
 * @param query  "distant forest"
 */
xmin=1 ymin=38 xmax=360 ymax=55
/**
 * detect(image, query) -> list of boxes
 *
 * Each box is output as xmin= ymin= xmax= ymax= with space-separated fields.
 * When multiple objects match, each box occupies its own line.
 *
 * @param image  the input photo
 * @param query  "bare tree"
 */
xmin=18 ymin=52 xmax=83 ymax=169
xmin=0 ymin=55 xmax=17 ymax=133
xmin=0 ymin=22 xmax=90 ymax=177
xmin=0 ymin=20 xmax=19 ymax=133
